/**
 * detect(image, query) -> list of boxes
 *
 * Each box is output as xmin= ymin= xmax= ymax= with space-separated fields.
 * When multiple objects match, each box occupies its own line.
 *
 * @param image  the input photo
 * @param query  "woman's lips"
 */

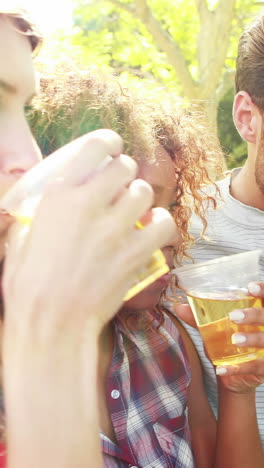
xmin=154 ymin=272 xmax=171 ymax=287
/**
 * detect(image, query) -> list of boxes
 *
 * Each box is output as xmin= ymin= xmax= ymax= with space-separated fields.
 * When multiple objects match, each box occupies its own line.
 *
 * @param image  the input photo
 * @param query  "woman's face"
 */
xmin=124 ymin=145 xmax=181 ymax=311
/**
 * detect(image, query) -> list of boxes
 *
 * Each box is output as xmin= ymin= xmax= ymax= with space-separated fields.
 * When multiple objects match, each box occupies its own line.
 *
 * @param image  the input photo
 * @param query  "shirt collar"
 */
xmin=114 ymin=310 xmax=162 ymax=351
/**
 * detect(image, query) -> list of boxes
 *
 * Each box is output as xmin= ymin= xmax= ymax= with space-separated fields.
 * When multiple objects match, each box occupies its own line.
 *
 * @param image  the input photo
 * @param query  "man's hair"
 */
xmin=235 ymin=12 xmax=264 ymax=110
xmin=0 ymin=8 xmax=42 ymax=53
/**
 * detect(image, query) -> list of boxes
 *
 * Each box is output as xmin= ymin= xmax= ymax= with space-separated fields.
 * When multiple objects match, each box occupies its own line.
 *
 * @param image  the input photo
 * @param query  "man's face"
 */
xmin=0 ymin=18 xmax=41 ymax=251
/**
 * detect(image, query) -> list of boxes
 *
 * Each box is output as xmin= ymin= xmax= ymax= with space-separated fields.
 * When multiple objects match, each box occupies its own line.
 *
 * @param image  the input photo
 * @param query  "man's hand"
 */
xmin=4 ymin=129 xmax=177 ymax=334
xmin=2 ymin=129 xmax=177 ymax=468
xmin=227 ymin=281 xmax=264 ymax=348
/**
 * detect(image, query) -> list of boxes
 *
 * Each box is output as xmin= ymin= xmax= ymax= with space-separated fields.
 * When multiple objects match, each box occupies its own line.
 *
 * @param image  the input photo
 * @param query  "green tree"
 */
xmin=70 ymin=0 xmax=261 ymax=132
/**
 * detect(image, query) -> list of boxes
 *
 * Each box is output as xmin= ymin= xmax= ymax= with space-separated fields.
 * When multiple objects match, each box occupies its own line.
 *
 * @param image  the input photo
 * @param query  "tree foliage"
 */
xmin=34 ymin=0 xmax=264 ymax=167
xmin=71 ymin=1 xmax=260 ymax=111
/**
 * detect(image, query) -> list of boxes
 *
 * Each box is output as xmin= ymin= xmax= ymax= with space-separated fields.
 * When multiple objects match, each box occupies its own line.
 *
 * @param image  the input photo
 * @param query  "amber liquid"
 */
xmin=187 ymin=290 xmax=264 ymax=366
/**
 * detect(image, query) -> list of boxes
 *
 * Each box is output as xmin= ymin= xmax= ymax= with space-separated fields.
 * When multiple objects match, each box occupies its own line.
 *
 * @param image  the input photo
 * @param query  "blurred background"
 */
xmin=18 ymin=0 xmax=264 ymax=167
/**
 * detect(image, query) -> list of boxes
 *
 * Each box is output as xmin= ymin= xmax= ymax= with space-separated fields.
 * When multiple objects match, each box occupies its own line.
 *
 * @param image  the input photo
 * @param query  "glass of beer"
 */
xmin=0 ymin=140 xmax=169 ymax=302
xmin=176 ymin=250 xmax=264 ymax=366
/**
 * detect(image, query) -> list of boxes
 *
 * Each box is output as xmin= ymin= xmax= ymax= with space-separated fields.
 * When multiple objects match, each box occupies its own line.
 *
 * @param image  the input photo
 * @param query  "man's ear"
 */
xmin=233 ymin=91 xmax=260 ymax=144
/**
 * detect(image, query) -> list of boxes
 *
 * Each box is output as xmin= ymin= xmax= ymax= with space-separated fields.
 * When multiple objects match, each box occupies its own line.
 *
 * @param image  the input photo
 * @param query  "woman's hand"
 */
xmin=215 ymin=281 xmax=264 ymax=392
xmin=174 ymin=282 xmax=264 ymax=393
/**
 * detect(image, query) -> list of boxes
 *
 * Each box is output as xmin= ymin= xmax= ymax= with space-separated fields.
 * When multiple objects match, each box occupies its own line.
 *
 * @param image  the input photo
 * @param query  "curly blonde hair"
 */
xmin=30 ymin=68 xmax=225 ymax=259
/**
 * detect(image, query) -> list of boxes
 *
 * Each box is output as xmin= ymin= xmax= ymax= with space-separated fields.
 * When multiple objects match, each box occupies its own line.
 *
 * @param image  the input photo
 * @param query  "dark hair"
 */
xmin=235 ymin=12 xmax=264 ymax=110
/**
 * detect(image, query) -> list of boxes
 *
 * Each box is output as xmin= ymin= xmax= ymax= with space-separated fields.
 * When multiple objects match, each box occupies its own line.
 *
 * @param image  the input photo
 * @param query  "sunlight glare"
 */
xmin=7 ymin=0 xmax=74 ymax=34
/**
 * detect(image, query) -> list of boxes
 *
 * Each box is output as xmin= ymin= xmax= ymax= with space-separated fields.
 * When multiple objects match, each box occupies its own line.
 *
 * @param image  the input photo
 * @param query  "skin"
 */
xmin=231 ymin=91 xmax=264 ymax=211
xmin=0 ymin=19 xmax=177 ymax=468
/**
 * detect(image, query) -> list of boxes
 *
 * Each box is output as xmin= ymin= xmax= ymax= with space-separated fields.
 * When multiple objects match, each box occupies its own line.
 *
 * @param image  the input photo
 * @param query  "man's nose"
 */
xmin=0 ymin=126 xmax=41 ymax=178
xmin=3 ymin=148 xmax=41 ymax=177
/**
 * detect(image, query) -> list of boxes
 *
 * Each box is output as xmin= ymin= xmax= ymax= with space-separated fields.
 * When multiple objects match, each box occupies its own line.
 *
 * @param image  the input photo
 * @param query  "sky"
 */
xmin=10 ymin=0 xmax=74 ymax=34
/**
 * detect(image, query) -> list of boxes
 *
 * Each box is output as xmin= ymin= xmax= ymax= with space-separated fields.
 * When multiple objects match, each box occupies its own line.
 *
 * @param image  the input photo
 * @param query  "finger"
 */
xmin=229 ymin=307 xmax=264 ymax=325
xmin=123 ymin=208 xmax=177 ymax=274
xmin=57 ymin=129 xmax=124 ymax=185
xmin=248 ymin=281 xmax=264 ymax=298
xmin=75 ymin=155 xmax=138 ymax=209
xmin=174 ymin=304 xmax=197 ymax=328
xmin=3 ymin=222 xmax=30 ymax=285
xmin=216 ymin=359 xmax=264 ymax=376
xmin=231 ymin=331 xmax=264 ymax=348
xmin=110 ymin=179 xmax=153 ymax=229
xmin=0 ymin=130 xmax=123 ymax=214
xmin=143 ymin=207 xmax=177 ymax=247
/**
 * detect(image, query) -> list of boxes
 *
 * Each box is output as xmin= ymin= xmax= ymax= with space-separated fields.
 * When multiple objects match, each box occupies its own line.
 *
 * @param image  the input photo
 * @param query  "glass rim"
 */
xmin=174 ymin=249 xmax=262 ymax=277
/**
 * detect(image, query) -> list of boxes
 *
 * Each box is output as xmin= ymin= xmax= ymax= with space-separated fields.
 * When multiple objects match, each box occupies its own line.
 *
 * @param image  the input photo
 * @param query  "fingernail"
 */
xmin=216 ymin=367 xmax=228 ymax=375
xmin=248 ymin=282 xmax=261 ymax=296
xmin=232 ymin=333 xmax=247 ymax=345
xmin=229 ymin=310 xmax=245 ymax=322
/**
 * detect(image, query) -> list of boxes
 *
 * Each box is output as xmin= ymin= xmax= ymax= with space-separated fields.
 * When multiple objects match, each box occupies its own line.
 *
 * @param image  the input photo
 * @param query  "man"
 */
xmin=0 ymin=9 xmax=177 ymax=467
xmin=177 ymin=11 xmax=264 ymax=447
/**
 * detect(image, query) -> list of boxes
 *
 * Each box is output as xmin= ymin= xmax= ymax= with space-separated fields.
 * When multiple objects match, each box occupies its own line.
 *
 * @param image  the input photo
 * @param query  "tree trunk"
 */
xmin=108 ymin=0 xmax=237 ymax=140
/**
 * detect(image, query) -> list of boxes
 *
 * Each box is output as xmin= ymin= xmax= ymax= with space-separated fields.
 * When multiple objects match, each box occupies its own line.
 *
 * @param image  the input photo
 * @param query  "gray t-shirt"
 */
xmin=173 ymin=169 xmax=264 ymax=446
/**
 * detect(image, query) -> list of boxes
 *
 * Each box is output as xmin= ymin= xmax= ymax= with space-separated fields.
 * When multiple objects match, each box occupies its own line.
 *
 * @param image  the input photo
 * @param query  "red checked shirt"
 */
xmin=101 ymin=313 xmax=194 ymax=468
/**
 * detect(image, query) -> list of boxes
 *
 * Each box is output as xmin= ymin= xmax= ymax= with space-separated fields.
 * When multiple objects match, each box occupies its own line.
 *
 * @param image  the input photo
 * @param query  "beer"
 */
xmin=187 ymin=289 xmax=264 ymax=366
xmin=9 ymin=205 xmax=169 ymax=302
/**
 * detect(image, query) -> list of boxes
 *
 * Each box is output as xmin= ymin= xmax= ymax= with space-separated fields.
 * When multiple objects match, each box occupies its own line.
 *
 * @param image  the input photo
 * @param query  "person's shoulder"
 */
xmin=200 ymin=172 xmax=231 ymax=197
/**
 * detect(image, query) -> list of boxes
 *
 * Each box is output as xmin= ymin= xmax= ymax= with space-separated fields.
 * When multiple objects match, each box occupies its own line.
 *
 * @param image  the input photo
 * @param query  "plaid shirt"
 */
xmin=101 ymin=313 xmax=194 ymax=468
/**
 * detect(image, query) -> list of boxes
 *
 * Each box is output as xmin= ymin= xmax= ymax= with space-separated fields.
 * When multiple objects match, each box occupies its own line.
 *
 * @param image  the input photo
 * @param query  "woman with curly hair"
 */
xmin=30 ymin=70 xmax=225 ymax=258
xmin=26 ymin=70 xmax=264 ymax=468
